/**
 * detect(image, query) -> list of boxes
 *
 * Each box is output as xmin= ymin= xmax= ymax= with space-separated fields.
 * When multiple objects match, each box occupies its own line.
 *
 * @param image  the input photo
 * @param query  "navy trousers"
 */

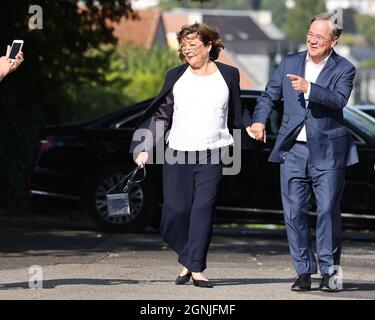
xmin=160 ymin=152 xmax=222 ymax=272
xmin=280 ymin=142 xmax=345 ymax=276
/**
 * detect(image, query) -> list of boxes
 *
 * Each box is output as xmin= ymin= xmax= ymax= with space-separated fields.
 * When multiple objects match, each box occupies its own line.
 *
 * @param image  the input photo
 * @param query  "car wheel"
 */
xmin=82 ymin=164 xmax=157 ymax=232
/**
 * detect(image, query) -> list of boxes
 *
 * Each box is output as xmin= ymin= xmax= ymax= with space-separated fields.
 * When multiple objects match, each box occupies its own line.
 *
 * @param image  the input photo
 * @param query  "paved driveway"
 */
xmin=0 ymin=219 xmax=374 ymax=300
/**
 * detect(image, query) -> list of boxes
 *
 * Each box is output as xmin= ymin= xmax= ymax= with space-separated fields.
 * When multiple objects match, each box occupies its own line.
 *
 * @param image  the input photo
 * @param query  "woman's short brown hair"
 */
xmin=176 ymin=22 xmax=224 ymax=61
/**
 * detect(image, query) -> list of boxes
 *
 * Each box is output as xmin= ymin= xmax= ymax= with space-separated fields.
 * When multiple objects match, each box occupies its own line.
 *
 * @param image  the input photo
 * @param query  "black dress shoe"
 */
xmin=192 ymin=278 xmax=213 ymax=288
xmin=319 ymin=274 xmax=339 ymax=292
xmin=175 ymin=272 xmax=191 ymax=285
xmin=291 ymin=273 xmax=311 ymax=291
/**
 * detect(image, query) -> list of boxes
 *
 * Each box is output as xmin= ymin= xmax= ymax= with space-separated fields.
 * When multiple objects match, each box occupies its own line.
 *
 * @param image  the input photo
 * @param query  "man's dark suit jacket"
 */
xmin=250 ymin=50 xmax=358 ymax=170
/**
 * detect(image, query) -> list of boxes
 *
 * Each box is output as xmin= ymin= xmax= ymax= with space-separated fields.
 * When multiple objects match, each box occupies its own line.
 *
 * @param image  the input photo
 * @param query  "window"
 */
xmin=112 ymin=110 xmax=145 ymax=130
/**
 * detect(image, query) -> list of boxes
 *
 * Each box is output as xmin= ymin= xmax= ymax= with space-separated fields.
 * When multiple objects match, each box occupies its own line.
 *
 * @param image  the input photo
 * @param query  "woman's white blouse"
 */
xmin=167 ymin=67 xmax=234 ymax=151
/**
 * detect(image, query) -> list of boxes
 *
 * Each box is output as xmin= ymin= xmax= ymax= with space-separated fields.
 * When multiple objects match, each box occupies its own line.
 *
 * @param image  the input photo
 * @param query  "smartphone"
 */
xmin=9 ymin=40 xmax=24 ymax=60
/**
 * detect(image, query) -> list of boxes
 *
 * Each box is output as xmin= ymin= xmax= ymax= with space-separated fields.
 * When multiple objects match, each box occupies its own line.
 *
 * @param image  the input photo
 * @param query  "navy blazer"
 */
xmin=250 ymin=50 xmax=358 ymax=170
xmin=130 ymin=61 xmax=251 ymax=153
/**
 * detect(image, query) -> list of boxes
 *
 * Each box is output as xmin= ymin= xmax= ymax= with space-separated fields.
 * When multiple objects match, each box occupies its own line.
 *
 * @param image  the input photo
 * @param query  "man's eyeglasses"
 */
xmin=306 ymin=31 xmax=334 ymax=42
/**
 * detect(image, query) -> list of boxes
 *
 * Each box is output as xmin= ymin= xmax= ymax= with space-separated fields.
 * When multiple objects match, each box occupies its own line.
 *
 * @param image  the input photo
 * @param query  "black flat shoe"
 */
xmin=192 ymin=278 xmax=213 ymax=288
xmin=291 ymin=273 xmax=311 ymax=292
xmin=175 ymin=272 xmax=191 ymax=285
xmin=319 ymin=274 xmax=339 ymax=292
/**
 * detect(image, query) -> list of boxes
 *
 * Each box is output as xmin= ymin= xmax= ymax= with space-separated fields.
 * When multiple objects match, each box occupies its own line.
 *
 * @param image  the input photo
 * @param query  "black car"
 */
xmin=353 ymin=105 xmax=375 ymax=118
xmin=28 ymin=90 xmax=375 ymax=232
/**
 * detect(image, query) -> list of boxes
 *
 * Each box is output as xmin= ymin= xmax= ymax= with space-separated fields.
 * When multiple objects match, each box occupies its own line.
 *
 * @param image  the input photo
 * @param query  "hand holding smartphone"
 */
xmin=8 ymin=40 xmax=24 ymax=61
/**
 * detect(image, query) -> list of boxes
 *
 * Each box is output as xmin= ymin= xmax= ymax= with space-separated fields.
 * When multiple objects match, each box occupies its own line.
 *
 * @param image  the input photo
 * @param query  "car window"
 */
xmin=266 ymin=108 xmax=282 ymax=137
xmin=241 ymin=97 xmax=256 ymax=118
xmin=351 ymin=105 xmax=375 ymax=119
xmin=266 ymin=101 xmax=284 ymax=138
xmin=349 ymin=129 xmax=366 ymax=145
xmin=241 ymin=96 xmax=283 ymax=139
xmin=362 ymin=109 xmax=375 ymax=118
xmin=345 ymin=107 xmax=375 ymax=139
xmin=114 ymin=110 xmax=145 ymax=130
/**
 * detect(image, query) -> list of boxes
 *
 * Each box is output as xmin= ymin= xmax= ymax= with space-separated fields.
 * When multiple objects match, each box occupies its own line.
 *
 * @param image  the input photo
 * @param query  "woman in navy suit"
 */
xmin=131 ymin=23 xmax=246 ymax=288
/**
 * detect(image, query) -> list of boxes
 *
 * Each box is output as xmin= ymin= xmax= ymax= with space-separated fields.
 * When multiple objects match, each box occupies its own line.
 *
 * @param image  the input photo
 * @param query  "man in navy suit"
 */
xmin=247 ymin=12 xmax=358 ymax=292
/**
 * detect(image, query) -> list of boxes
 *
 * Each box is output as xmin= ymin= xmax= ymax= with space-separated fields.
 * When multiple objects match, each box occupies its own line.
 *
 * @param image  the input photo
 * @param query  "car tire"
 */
xmin=81 ymin=164 xmax=157 ymax=233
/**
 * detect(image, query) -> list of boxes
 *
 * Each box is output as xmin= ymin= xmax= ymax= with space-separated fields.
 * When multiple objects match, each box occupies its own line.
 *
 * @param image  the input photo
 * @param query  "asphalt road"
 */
xmin=0 ymin=218 xmax=375 ymax=300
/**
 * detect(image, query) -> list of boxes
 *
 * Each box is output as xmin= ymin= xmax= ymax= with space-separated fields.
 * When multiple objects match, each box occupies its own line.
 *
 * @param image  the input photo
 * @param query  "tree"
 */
xmin=283 ymin=0 xmax=326 ymax=44
xmin=0 ymin=1 xmax=133 ymax=210
xmin=62 ymin=44 xmax=180 ymax=123
xmin=214 ymin=0 xmax=253 ymax=10
xmin=159 ymin=0 xmax=254 ymax=10
xmin=0 ymin=0 xmax=133 ymax=122
xmin=260 ymin=0 xmax=287 ymax=29
xmin=354 ymin=13 xmax=375 ymax=47
xmin=361 ymin=59 xmax=375 ymax=69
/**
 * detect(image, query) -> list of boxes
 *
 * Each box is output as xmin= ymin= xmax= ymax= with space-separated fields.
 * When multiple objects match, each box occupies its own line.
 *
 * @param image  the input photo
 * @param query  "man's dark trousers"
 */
xmin=280 ymin=141 xmax=345 ymax=276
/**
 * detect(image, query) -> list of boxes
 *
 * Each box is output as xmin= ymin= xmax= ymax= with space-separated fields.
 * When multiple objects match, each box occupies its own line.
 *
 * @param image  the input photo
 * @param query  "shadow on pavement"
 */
xmin=210 ymin=278 xmax=294 ymax=286
xmin=342 ymin=282 xmax=375 ymax=292
xmin=0 ymin=278 xmax=138 ymax=290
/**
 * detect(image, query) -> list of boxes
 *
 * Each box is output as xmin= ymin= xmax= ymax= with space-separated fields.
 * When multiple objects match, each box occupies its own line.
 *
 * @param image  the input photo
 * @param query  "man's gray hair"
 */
xmin=311 ymin=11 xmax=343 ymax=38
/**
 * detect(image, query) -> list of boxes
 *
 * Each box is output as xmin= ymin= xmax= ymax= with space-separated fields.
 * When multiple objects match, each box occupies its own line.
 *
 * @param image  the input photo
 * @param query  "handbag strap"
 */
xmin=106 ymin=166 xmax=146 ymax=194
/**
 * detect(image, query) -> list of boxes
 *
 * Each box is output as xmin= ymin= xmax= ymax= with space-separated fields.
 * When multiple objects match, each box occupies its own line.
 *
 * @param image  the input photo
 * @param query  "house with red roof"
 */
xmin=112 ymin=7 xmax=297 ymax=90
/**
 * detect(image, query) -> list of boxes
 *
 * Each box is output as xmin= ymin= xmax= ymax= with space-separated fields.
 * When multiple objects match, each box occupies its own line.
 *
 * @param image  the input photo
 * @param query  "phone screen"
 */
xmin=9 ymin=43 xmax=22 ymax=59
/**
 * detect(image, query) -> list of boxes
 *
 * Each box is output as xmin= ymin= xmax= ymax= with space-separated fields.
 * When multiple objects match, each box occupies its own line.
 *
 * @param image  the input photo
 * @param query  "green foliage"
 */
xmin=0 ymin=23 xmax=179 ymax=211
xmin=354 ymin=13 xmax=375 ymax=47
xmin=214 ymin=0 xmax=254 ymax=10
xmin=260 ymin=0 xmax=287 ymax=29
xmin=0 ymin=1 xmax=134 ymax=127
xmin=283 ymin=0 xmax=326 ymax=44
xmin=62 ymin=44 xmax=180 ymax=124
xmin=361 ymin=59 xmax=375 ymax=69
xmin=159 ymin=0 xmax=254 ymax=10
xmin=0 ymin=1 xmax=133 ymax=210
xmin=107 ymin=45 xmax=180 ymax=103
xmin=339 ymin=33 xmax=367 ymax=48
